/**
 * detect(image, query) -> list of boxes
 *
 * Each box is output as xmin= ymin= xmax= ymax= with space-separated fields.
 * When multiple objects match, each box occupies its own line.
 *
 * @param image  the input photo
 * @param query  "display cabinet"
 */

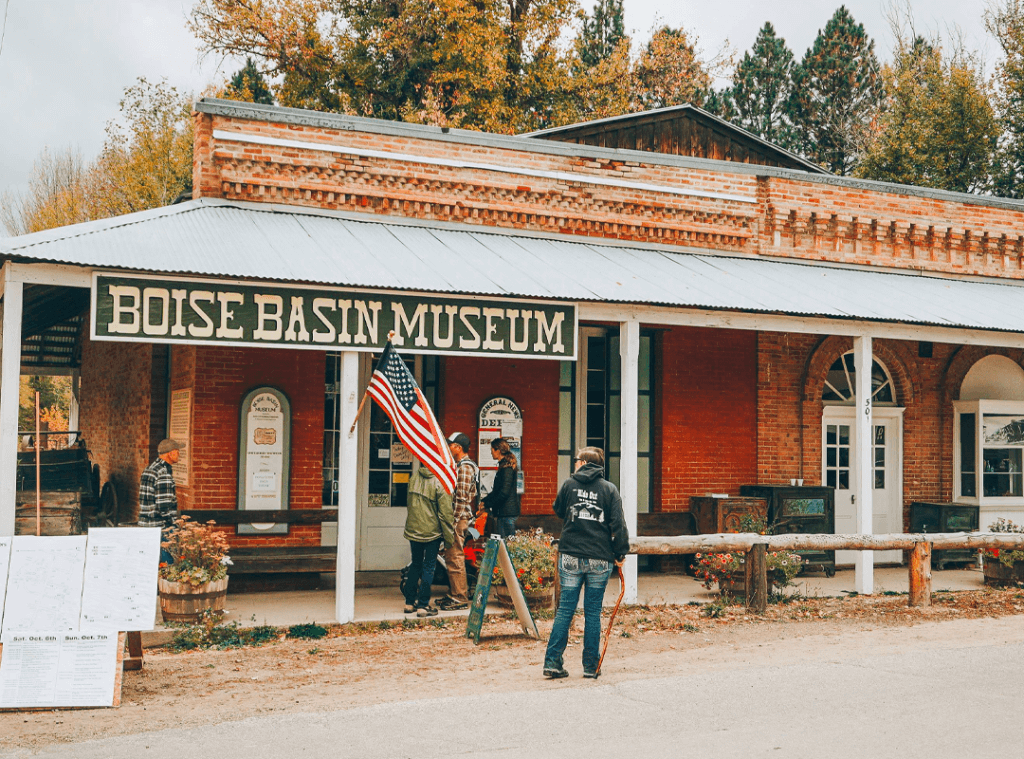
xmin=739 ymin=485 xmax=836 ymax=576
xmin=689 ymin=496 xmax=768 ymax=535
xmin=909 ymin=502 xmax=979 ymax=570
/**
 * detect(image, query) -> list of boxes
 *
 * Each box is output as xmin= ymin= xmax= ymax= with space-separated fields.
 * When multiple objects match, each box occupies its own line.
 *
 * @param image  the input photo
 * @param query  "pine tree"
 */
xmin=789 ymin=6 xmax=881 ymax=175
xmin=579 ymin=0 xmax=625 ymax=68
xmin=225 ymin=58 xmax=275 ymax=105
xmin=723 ymin=23 xmax=796 ymax=148
xmin=633 ymin=25 xmax=713 ymax=110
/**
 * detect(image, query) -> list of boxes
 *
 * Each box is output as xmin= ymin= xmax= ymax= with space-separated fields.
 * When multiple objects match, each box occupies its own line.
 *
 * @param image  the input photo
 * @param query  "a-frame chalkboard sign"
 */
xmin=465 ymin=537 xmax=540 ymax=644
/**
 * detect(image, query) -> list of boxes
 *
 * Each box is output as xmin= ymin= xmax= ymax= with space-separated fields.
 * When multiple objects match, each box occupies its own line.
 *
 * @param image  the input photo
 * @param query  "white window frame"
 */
xmin=822 ymin=351 xmax=897 ymax=407
xmin=953 ymin=399 xmax=1024 ymax=508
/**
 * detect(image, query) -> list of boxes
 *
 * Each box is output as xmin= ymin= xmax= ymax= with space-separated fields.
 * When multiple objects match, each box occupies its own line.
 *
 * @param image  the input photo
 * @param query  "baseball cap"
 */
xmin=447 ymin=432 xmax=471 ymax=450
xmin=157 ymin=438 xmax=185 ymax=454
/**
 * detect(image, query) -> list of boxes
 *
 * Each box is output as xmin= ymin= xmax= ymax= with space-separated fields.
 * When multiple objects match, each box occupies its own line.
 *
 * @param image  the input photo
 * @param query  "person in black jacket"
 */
xmin=543 ymin=446 xmax=629 ymax=680
xmin=481 ymin=437 xmax=520 ymax=538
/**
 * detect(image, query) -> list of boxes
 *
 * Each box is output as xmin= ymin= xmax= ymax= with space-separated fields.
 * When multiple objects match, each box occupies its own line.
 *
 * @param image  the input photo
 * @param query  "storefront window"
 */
xmin=323 ymin=353 xmax=436 ymax=507
xmin=954 ymin=401 xmax=1024 ymax=505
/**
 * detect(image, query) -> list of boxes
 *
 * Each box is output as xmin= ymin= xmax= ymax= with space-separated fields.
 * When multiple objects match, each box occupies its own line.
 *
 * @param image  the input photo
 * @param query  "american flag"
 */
xmin=367 ymin=342 xmax=457 ymax=494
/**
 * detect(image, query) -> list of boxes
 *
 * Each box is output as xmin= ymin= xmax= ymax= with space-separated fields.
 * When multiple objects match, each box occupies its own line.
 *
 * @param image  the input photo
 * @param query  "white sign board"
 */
xmin=80 ymin=528 xmax=161 ymax=632
xmin=0 ymin=539 xmax=11 ymax=632
xmin=0 ymin=632 xmax=119 ymax=708
xmin=478 ymin=397 xmax=524 ymax=495
xmin=168 ymin=389 xmax=191 ymax=486
xmin=2 ymin=536 xmax=87 ymax=635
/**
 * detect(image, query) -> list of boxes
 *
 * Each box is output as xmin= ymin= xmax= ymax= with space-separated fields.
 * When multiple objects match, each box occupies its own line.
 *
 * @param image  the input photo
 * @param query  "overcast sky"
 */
xmin=0 ymin=0 xmax=996 ymax=209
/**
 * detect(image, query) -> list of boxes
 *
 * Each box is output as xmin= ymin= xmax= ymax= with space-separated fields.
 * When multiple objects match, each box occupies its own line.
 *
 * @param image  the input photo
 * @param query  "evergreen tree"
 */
xmin=723 ymin=22 xmax=796 ymax=148
xmin=579 ymin=0 xmax=625 ymax=68
xmin=225 ymin=58 xmax=275 ymax=105
xmin=633 ymin=25 xmax=713 ymax=110
xmin=789 ymin=6 xmax=881 ymax=175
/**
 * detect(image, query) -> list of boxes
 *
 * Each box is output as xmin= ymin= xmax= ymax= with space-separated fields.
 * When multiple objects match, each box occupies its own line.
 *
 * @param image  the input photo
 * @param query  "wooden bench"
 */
xmin=180 ymin=510 xmax=339 ymax=576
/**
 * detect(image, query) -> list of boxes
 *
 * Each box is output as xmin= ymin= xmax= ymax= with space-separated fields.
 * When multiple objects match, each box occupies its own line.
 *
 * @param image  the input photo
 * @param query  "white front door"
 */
xmin=823 ymin=408 xmax=904 ymax=565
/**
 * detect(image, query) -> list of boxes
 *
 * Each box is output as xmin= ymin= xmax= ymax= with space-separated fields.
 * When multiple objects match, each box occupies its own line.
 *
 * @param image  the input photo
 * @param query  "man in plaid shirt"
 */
xmin=438 ymin=432 xmax=478 ymax=610
xmin=139 ymin=439 xmax=183 ymax=562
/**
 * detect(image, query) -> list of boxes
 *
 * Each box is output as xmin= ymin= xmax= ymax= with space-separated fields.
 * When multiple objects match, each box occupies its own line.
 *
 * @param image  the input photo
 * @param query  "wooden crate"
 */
xmin=15 ymin=491 xmax=82 ymax=535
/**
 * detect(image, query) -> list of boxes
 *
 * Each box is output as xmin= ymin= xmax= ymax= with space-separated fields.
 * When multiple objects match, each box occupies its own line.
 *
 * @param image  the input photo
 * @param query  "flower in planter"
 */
xmin=984 ymin=518 xmax=1024 ymax=568
xmin=691 ymin=515 xmax=802 ymax=591
xmin=160 ymin=516 xmax=231 ymax=587
xmin=492 ymin=529 xmax=557 ymax=592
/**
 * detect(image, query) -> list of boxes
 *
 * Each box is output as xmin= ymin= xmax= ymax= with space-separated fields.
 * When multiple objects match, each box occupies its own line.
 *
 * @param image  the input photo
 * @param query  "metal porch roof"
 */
xmin=2 ymin=198 xmax=1024 ymax=335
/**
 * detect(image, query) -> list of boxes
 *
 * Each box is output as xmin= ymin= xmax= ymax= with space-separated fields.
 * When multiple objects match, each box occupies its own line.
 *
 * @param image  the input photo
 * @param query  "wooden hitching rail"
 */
xmin=629 ymin=532 xmax=1024 ymax=612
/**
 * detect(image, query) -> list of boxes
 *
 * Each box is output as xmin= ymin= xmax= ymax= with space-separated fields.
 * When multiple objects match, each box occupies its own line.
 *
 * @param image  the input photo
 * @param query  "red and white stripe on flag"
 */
xmin=366 ymin=343 xmax=457 ymax=494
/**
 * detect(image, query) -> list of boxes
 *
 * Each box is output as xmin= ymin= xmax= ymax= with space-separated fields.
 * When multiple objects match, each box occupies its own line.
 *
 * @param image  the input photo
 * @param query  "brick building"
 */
xmin=4 ymin=98 xmax=1024 ymax=621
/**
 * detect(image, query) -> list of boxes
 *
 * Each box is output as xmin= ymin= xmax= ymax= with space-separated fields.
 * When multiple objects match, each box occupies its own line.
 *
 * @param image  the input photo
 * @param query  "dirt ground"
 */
xmin=3 ymin=587 xmax=1023 ymax=752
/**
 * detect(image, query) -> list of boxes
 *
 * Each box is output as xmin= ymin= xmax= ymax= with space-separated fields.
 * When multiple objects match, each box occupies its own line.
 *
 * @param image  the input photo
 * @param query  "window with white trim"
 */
xmin=821 ymin=352 xmax=896 ymax=405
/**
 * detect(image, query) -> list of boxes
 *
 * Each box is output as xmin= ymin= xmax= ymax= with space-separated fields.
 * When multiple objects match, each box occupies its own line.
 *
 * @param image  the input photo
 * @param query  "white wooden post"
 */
xmin=0 ymin=269 xmax=24 ymax=537
xmin=335 ymin=351 xmax=360 ymax=624
xmin=619 ymin=320 xmax=640 ymax=604
xmin=853 ymin=335 xmax=874 ymax=594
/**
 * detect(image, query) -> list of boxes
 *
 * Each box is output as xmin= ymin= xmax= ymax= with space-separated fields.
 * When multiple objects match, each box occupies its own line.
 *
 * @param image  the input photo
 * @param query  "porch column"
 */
xmin=853 ymin=335 xmax=874 ymax=594
xmin=619 ymin=319 xmax=640 ymax=604
xmin=0 ymin=268 xmax=23 ymax=537
xmin=335 ymin=351 xmax=360 ymax=624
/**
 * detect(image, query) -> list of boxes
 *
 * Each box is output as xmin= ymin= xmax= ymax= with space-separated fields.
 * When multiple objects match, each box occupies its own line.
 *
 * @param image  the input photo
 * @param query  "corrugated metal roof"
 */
xmin=4 ymin=198 xmax=1024 ymax=334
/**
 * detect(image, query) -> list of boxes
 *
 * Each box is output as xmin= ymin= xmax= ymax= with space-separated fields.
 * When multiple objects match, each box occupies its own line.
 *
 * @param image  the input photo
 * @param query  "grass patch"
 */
xmin=169 ymin=612 xmax=282 ymax=651
xmin=287 ymin=623 xmax=329 ymax=640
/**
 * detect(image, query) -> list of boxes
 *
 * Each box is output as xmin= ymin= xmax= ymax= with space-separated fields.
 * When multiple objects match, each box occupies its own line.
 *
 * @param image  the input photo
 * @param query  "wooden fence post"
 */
xmin=908 ymin=541 xmax=932 ymax=607
xmin=745 ymin=542 xmax=768 ymax=613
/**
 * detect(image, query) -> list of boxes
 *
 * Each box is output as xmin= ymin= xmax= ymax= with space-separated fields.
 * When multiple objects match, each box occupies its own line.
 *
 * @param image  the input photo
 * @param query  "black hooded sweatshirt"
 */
xmin=552 ymin=462 xmax=630 ymax=563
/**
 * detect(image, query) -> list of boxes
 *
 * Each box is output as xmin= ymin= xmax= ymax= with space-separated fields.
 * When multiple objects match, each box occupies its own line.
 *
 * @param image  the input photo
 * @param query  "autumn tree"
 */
xmin=720 ymin=22 xmax=797 ymax=148
xmin=0 ymin=149 xmax=89 ymax=236
xmin=858 ymin=30 xmax=997 ymax=194
xmin=632 ymin=25 xmax=717 ymax=110
xmin=789 ymin=6 xmax=881 ymax=175
xmin=987 ymin=0 xmax=1024 ymax=198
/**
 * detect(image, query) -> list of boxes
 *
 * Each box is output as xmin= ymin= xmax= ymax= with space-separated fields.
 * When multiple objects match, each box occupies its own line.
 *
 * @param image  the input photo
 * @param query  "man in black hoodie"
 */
xmin=543 ymin=446 xmax=630 ymax=679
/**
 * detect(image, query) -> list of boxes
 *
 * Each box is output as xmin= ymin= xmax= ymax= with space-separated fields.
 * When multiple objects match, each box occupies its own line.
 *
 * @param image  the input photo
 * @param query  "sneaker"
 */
xmin=435 ymin=595 xmax=454 ymax=606
xmin=583 ymin=669 xmax=601 ymax=679
xmin=543 ymin=665 xmax=568 ymax=679
xmin=416 ymin=605 xmax=439 ymax=617
xmin=438 ymin=598 xmax=469 ymax=611
xmin=403 ymin=604 xmax=416 ymax=614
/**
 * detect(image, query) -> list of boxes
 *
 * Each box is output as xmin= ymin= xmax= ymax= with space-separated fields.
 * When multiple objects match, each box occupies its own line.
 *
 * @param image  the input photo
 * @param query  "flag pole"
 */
xmin=347 ymin=331 xmax=395 ymax=437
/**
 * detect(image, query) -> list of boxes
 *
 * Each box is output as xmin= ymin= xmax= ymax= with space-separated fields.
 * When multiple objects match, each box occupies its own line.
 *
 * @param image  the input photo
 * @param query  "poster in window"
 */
xmin=237 ymin=387 xmax=291 ymax=534
xmin=983 ymin=416 xmax=1024 ymax=445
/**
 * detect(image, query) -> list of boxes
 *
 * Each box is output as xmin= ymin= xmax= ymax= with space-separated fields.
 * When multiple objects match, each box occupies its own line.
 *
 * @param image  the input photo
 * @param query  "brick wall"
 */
xmin=439 ymin=355 xmax=560 ymax=515
xmin=78 ymin=330 xmax=152 ymax=521
xmin=655 ymin=327 xmax=758 ymax=512
xmin=178 ymin=345 xmax=326 ymax=547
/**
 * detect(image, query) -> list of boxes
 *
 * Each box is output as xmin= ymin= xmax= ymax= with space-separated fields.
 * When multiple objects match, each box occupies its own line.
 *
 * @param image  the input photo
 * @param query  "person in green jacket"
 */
xmin=403 ymin=463 xmax=455 ymax=617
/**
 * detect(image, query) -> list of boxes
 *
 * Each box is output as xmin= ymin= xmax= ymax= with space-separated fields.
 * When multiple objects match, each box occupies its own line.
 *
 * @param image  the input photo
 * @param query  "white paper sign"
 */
xmin=0 ymin=632 xmax=118 ymax=708
xmin=0 ymin=538 xmax=12 ymax=632
xmin=168 ymin=389 xmax=191 ymax=486
xmin=2 ymin=536 xmax=87 ymax=635
xmin=80 ymin=528 xmax=161 ymax=632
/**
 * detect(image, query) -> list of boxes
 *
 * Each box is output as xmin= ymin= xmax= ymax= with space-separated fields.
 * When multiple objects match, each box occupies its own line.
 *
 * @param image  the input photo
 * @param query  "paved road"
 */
xmin=6 ymin=623 xmax=1024 ymax=759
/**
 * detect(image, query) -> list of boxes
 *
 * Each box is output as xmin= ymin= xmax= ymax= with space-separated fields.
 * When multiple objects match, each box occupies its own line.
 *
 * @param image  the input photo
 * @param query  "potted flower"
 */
xmin=158 ymin=516 xmax=232 ymax=622
xmin=691 ymin=515 xmax=802 ymax=598
xmin=491 ymin=530 xmax=558 ymax=610
xmin=982 ymin=518 xmax=1024 ymax=587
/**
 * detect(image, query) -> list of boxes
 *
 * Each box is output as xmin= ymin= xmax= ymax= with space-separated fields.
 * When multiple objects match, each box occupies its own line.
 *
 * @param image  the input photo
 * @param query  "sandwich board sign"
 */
xmin=465 ymin=537 xmax=539 ymax=644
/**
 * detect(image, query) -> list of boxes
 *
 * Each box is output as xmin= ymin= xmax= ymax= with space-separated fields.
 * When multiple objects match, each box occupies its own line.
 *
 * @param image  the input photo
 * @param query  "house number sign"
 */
xmin=237 ymin=387 xmax=291 ymax=534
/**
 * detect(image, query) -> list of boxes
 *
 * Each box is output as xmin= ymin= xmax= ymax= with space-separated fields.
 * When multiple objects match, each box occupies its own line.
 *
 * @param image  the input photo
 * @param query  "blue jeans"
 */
xmin=544 ymin=554 xmax=612 ymax=673
xmin=497 ymin=517 xmax=517 ymax=539
xmin=405 ymin=538 xmax=442 ymax=608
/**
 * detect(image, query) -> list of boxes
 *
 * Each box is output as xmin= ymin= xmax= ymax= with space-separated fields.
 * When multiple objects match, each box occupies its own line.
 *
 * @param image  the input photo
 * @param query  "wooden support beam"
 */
xmin=908 ymin=542 xmax=932 ymax=607
xmin=745 ymin=543 xmax=768 ymax=613
xmin=123 ymin=630 xmax=144 ymax=671
xmin=630 ymin=531 xmax=1024 ymax=554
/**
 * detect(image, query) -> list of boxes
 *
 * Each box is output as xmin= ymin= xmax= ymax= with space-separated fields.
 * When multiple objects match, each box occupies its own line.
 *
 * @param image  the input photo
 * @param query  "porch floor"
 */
xmin=148 ymin=564 xmax=985 ymax=637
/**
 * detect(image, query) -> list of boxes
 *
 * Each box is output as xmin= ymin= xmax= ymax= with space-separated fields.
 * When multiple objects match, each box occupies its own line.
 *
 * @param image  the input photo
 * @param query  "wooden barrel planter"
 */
xmin=492 ymin=580 xmax=555 ymax=611
xmin=982 ymin=555 xmax=1024 ymax=587
xmin=158 ymin=577 xmax=229 ymax=622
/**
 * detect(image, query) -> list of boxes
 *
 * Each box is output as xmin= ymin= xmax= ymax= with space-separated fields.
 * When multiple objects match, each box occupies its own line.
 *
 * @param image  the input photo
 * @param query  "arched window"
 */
xmin=822 ymin=352 xmax=896 ymax=405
